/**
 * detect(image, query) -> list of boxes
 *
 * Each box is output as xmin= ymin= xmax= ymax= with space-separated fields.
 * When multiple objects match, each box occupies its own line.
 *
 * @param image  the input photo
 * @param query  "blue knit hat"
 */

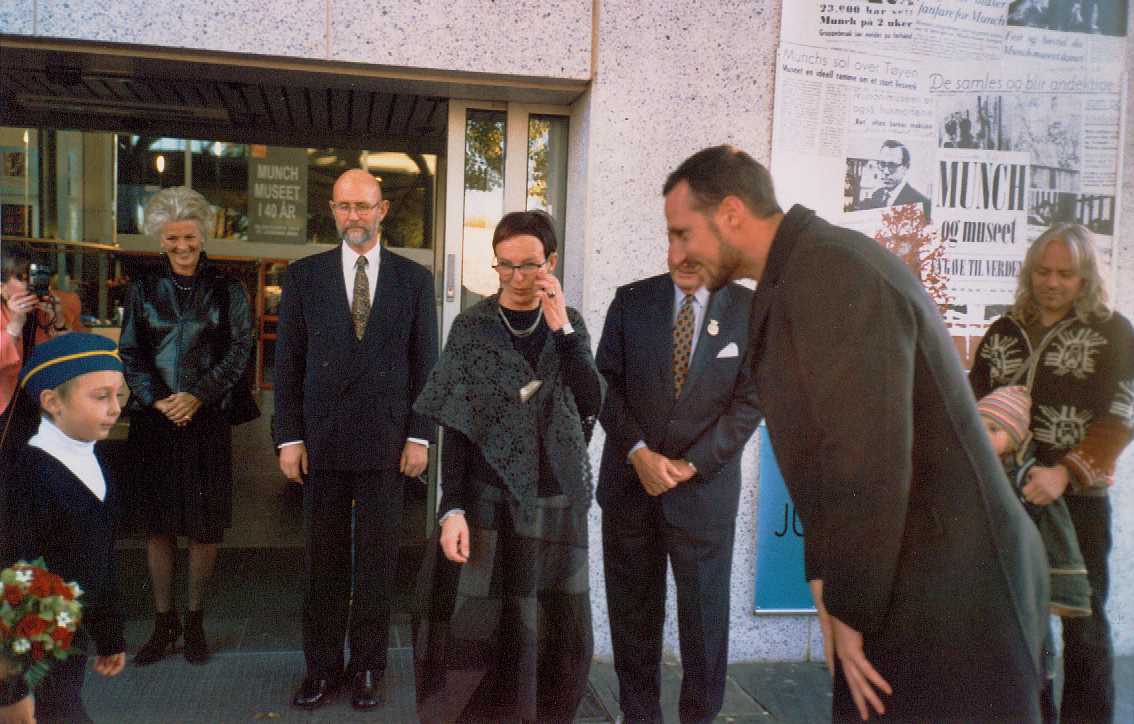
xmin=19 ymin=333 xmax=123 ymax=400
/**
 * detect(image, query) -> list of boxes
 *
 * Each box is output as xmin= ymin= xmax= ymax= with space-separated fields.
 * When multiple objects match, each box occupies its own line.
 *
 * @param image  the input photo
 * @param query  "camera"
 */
xmin=28 ymin=263 xmax=53 ymax=299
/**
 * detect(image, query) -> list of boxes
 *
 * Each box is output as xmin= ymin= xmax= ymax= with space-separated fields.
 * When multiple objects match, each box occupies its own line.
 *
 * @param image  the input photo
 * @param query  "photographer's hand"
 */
xmin=39 ymin=296 xmax=69 ymax=334
xmin=3 ymin=291 xmax=37 ymax=335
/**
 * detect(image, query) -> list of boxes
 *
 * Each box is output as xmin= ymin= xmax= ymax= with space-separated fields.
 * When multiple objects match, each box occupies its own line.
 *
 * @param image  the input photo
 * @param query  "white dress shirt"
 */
xmin=341 ymin=240 xmax=382 ymax=308
xmin=29 ymin=417 xmax=107 ymax=501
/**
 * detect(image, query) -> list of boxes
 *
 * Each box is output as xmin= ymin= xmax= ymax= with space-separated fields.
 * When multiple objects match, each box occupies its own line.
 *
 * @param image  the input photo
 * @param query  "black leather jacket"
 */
xmin=119 ymin=255 xmax=253 ymax=411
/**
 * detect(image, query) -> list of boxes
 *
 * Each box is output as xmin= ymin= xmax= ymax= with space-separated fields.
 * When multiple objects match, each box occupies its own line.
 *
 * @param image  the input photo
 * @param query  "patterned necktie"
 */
xmin=673 ymin=294 xmax=695 ymax=397
xmin=351 ymin=256 xmax=371 ymax=340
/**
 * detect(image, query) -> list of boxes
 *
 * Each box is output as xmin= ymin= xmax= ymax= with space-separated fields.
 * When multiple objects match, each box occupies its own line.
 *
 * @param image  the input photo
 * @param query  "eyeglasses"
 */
xmin=875 ymin=161 xmax=905 ymax=173
xmin=330 ymin=201 xmax=380 ymax=215
xmin=492 ymin=259 xmax=547 ymax=278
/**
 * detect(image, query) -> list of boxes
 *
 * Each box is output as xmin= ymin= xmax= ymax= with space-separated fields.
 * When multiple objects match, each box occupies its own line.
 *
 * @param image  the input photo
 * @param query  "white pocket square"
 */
xmin=716 ymin=342 xmax=739 ymax=359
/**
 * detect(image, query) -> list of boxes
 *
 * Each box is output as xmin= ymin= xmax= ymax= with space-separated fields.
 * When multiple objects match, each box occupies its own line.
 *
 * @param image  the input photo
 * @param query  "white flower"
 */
xmin=12 ymin=638 xmax=30 ymax=654
xmin=13 ymin=569 xmax=32 ymax=585
xmin=68 ymin=582 xmax=83 ymax=598
xmin=56 ymin=611 xmax=73 ymax=628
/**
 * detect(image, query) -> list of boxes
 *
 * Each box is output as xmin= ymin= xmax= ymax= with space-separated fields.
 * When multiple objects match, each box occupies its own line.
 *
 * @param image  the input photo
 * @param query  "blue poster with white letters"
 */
xmin=754 ymin=424 xmax=816 ymax=613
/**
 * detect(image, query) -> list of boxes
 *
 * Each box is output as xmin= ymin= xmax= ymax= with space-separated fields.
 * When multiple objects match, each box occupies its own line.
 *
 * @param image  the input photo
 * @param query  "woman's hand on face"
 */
xmin=440 ymin=513 xmax=470 ymax=564
xmin=534 ymin=271 xmax=567 ymax=331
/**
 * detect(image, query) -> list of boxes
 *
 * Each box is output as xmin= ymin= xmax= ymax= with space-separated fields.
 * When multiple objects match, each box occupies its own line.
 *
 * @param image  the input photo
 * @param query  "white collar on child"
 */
xmin=28 ymin=417 xmax=107 ymax=502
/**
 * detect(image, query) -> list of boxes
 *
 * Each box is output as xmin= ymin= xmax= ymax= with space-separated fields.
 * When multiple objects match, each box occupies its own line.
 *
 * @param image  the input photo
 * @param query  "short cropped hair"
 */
xmin=1012 ymin=223 xmax=1111 ymax=324
xmin=1 ymin=244 xmax=32 ymax=283
xmin=879 ymin=139 xmax=911 ymax=167
xmin=143 ymin=186 xmax=213 ymax=240
xmin=663 ymin=145 xmax=782 ymax=218
xmin=491 ymin=210 xmax=559 ymax=258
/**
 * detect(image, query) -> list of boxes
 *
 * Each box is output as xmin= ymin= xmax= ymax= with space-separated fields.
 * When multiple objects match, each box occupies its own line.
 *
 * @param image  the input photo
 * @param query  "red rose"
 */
xmin=30 ymin=642 xmax=45 ymax=661
xmin=52 ymin=579 xmax=74 ymax=600
xmin=51 ymin=627 xmax=74 ymax=649
xmin=29 ymin=571 xmax=53 ymax=598
xmin=3 ymin=585 xmax=21 ymax=606
xmin=15 ymin=614 xmax=50 ymax=638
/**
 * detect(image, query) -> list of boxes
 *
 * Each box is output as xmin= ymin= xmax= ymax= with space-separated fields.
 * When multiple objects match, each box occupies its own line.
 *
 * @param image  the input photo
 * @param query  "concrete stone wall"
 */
xmin=1 ymin=0 xmax=592 ymax=80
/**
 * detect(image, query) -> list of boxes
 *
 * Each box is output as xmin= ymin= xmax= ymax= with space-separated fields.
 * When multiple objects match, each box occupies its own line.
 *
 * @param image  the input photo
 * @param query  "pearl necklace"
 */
xmin=498 ymin=305 xmax=543 ymax=337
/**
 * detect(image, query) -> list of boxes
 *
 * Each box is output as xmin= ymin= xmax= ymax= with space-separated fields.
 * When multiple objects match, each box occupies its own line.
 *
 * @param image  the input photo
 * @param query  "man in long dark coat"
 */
xmin=663 ymin=145 xmax=1048 ymax=722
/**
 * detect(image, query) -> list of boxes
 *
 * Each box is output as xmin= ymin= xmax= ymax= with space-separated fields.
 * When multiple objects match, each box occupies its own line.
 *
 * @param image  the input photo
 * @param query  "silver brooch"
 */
xmin=520 ymin=379 xmax=543 ymax=403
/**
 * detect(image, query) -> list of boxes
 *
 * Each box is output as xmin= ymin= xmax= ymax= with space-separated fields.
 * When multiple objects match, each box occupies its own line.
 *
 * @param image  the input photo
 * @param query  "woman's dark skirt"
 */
xmin=126 ymin=406 xmax=233 ymax=543
xmin=414 ymin=484 xmax=593 ymax=724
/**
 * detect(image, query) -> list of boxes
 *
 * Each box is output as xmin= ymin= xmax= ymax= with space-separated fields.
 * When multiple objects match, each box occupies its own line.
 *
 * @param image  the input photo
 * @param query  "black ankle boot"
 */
xmin=134 ymin=610 xmax=181 ymax=666
xmin=183 ymin=610 xmax=210 ymax=664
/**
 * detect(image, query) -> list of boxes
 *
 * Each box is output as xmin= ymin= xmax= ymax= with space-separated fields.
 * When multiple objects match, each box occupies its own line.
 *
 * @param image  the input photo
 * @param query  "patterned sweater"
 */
xmin=970 ymin=310 xmax=1134 ymax=495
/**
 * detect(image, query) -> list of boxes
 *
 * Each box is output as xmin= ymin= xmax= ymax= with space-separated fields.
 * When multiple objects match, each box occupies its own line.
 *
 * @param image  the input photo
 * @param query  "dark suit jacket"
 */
xmin=273 ymin=245 xmax=438 ymax=471
xmin=596 ymin=274 xmax=761 ymax=528
xmin=864 ymin=182 xmax=932 ymax=219
xmin=747 ymin=206 xmax=1046 ymax=714
xmin=2 ymin=445 xmax=124 ymax=656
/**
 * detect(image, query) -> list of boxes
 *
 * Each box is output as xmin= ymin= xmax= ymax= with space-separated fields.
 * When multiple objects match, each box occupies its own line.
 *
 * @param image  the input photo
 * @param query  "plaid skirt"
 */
xmin=414 ymin=484 xmax=592 ymax=723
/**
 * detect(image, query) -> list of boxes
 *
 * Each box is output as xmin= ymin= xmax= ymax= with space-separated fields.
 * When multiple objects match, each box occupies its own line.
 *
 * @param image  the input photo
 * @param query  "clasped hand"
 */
xmin=630 ymin=448 xmax=695 ymax=496
xmin=154 ymin=392 xmax=201 ymax=427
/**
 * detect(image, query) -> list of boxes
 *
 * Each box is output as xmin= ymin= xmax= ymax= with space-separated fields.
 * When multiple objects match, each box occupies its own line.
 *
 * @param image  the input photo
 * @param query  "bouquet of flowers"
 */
xmin=0 ymin=559 xmax=83 ymax=687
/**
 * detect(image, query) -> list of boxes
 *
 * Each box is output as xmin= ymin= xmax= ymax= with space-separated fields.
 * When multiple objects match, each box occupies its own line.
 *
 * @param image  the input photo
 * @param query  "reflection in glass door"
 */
xmin=442 ymin=102 xmax=570 ymax=338
xmin=459 ymin=109 xmax=506 ymax=311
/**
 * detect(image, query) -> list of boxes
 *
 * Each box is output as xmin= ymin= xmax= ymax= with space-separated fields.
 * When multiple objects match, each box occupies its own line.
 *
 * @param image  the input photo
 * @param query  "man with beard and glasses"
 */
xmin=274 ymin=169 xmax=438 ymax=712
xmin=663 ymin=145 xmax=1048 ymax=722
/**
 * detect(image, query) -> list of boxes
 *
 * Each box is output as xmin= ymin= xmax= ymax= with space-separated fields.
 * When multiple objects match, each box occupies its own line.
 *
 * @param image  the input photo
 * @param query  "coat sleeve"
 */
xmin=189 ymin=279 xmax=255 ymax=407
xmin=118 ymin=280 xmax=169 ymax=408
xmin=405 ymin=265 xmax=439 ymax=444
xmin=272 ymin=265 xmax=307 ymax=446
xmin=785 ymin=245 xmax=917 ymax=637
xmin=596 ymin=288 xmax=646 ymax=457
xmin=682 ymin=338 xmax=762 ymax=482
xmin=968 ymin=319 xmax=1003 ymax=400
xmin=438 ymin=426 xmax=472 ymax=516
xmin=85 ymin=549 xmax=125 ymax=656
xmin=1062 ymin=314 xmax=1134 ymax=490
xmin=557 ymin=308 xmax=605 ymax=432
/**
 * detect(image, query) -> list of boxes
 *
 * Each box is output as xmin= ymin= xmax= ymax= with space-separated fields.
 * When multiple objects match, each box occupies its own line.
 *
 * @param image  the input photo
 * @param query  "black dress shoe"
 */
xmin=350 ymin=670 xmax=385 ymax=710
xmin=291 ymin=675 xmax=338 ymax=710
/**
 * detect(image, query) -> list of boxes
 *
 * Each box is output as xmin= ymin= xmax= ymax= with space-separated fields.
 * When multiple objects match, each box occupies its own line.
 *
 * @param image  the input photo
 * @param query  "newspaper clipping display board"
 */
xmin=756 ymin=0 xmax=1128 ymax=613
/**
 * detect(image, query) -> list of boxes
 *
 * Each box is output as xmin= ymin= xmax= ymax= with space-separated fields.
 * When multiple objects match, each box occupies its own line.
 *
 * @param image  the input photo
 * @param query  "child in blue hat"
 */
xmin=1 ymin=333 xmax=127 ymax=723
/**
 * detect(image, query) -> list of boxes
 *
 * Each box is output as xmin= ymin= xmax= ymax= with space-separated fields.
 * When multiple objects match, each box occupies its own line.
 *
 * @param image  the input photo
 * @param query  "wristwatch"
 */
xmin=557 ymin=321 xmax=575 ymax=336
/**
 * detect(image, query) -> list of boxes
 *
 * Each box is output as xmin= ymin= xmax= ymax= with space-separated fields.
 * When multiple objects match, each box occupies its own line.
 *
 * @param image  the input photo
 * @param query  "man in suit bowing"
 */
xmin=274 ymin=169 xmax=438 ymax=711
xmin=595 ymin=235 xmax=762 ymax=724
xmin=665 ymin=145 xmax=1047 ymax=722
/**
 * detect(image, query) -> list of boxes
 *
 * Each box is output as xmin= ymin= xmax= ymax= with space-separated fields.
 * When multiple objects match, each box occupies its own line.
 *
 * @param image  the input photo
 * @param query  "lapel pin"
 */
xmin=707 ymin=319 xmax=720 ymax=336
xmin=520 ymin=379 xmax=543 ymax=403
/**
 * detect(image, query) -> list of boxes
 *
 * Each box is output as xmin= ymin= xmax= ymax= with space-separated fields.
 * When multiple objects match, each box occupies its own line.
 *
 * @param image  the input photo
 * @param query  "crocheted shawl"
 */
xmin=413 ymin=295 xmax=596 ymax=510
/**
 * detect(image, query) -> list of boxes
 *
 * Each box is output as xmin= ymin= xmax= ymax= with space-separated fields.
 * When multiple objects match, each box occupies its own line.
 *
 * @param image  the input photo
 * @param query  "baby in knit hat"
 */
xmin=977 ymin=386 xmax=1090 ymax=618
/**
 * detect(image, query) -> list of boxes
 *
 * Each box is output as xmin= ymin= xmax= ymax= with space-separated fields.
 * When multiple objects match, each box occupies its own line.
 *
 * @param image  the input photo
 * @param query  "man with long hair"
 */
xmin=971 ymin=224 xmax=1134 ymax=724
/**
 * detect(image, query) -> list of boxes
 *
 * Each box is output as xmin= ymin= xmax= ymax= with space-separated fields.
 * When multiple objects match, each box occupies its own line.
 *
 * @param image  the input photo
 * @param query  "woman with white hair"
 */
xmin=119 ymin=187 xmax=254 ymax=667
xmin=971 ymin=223 xmax=1134 ymax=723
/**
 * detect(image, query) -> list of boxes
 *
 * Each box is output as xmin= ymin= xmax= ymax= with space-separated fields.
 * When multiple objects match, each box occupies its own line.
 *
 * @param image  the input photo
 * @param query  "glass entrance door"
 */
xmin=441 ymin=101 xmax=571 ymax=338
